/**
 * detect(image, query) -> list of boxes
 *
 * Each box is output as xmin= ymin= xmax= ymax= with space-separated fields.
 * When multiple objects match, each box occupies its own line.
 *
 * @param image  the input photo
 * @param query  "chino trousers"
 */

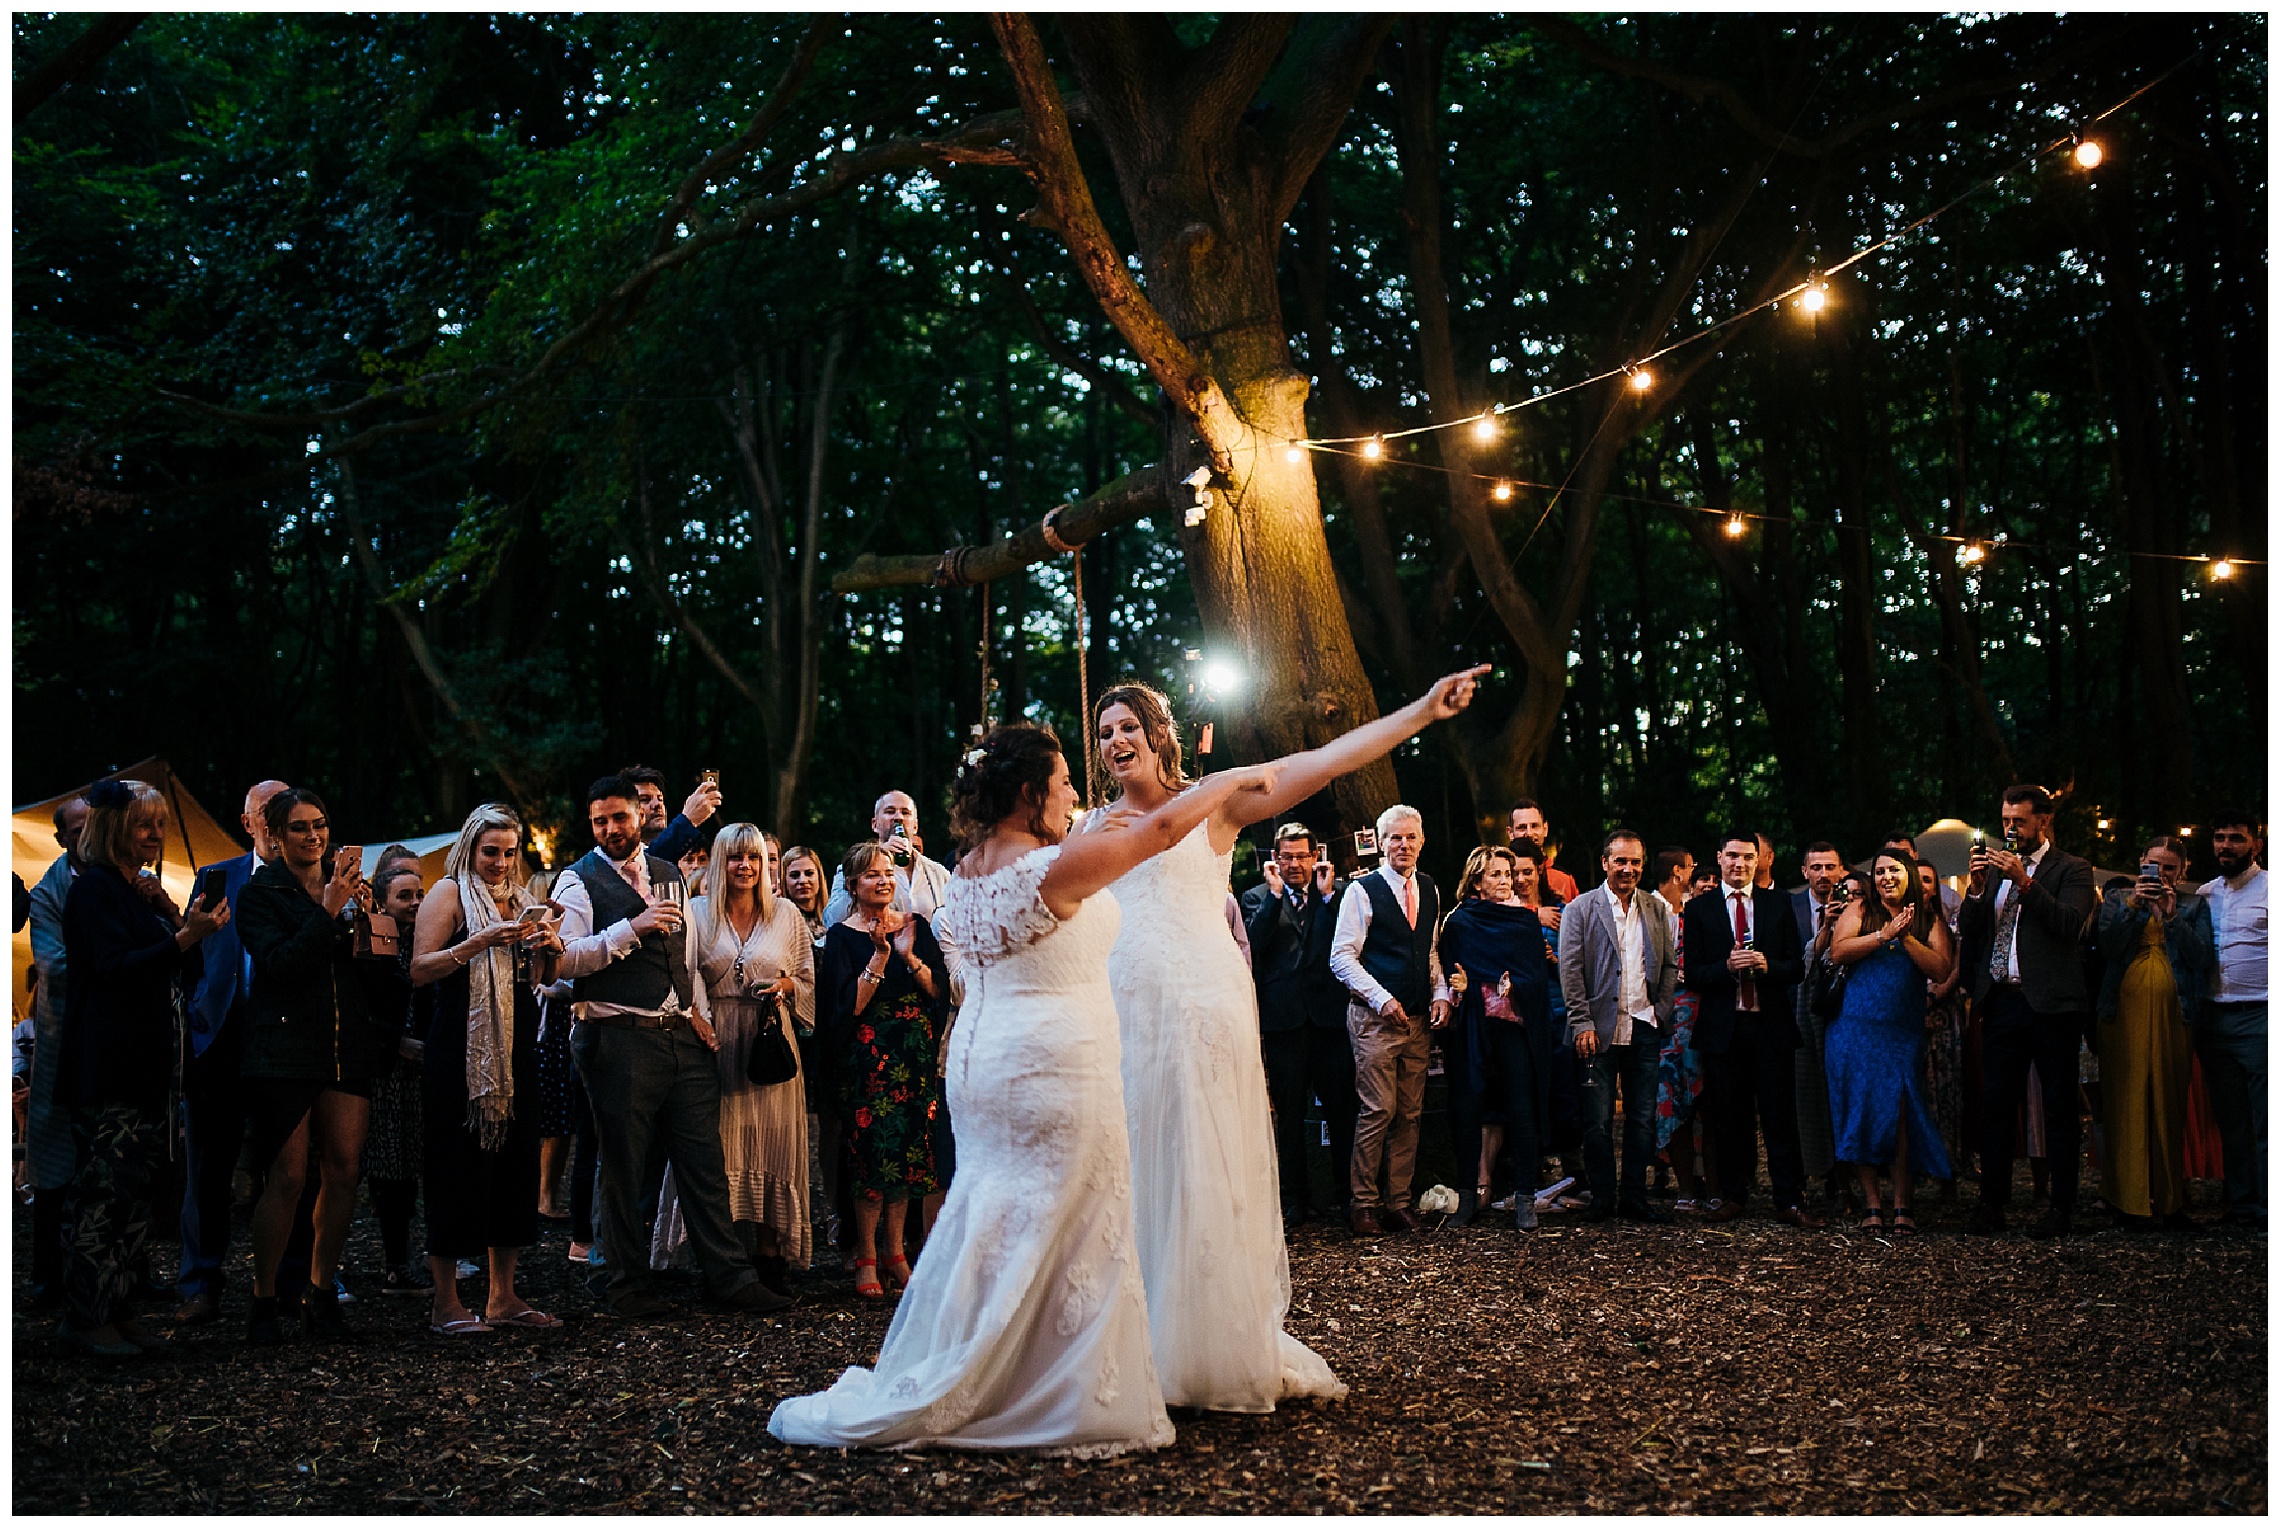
xmin=1347 ymin=1005 xmax=1430 ymax=1211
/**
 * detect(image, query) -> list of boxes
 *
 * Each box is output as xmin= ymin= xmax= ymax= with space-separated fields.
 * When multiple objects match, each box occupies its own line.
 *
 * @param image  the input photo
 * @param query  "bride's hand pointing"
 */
xmin=1419 ymin=664 xmax=1492 ymax=722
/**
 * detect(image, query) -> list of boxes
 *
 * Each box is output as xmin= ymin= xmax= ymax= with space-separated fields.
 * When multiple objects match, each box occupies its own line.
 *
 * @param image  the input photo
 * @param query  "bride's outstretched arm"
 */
xmin=1040 ymin=764 xmax=1279 ymax=913
xmin=1219 ymin=664 xmax=1490 ymax=832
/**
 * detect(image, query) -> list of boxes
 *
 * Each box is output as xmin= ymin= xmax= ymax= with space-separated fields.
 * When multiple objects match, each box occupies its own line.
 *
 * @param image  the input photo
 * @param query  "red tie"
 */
xmin=1733 ymin=891 xmax=1758 ymax=1012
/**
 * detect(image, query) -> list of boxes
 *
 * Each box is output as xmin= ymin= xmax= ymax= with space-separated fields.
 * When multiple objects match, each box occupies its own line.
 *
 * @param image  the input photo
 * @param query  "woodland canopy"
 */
xmin=12 ymin=12 xmax=2264 ymax=876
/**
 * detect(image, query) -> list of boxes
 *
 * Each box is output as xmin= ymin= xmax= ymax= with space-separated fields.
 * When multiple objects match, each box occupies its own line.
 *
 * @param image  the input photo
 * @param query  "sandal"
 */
xmin=881 ymin=1255 xmax=914 ymax=1292
xmin=430 ymin=1316 xmax=492 ymax=1337
xmin=487 ymin=1306 xmax=563 ymax=1329
xmin=852 ymin=1258 xmax=885 ymax=1302
xmin=1890 ymin=1208 xmax=1917 ymax=1235
xmin=1857 ymin=1207 xmax=1886 ymax=1232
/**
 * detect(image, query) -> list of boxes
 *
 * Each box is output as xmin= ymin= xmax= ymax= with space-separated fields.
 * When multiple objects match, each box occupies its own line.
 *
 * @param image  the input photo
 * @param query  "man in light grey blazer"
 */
xmin=1559 ymin=829 xmax=1680 ymax=1224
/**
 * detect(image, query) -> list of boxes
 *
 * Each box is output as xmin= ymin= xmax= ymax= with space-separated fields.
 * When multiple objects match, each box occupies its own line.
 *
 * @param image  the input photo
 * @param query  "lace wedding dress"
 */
xmin=1100 ymin=818 xmax=1347 ymax=1412
xmin=769 ymin=847 xmax=1174 ymax=1456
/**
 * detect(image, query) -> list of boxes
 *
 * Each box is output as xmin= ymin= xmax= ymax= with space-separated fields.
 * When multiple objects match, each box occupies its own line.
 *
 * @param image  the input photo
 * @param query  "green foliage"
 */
xmin=12 ymin=12 xmax=2263 ymax=884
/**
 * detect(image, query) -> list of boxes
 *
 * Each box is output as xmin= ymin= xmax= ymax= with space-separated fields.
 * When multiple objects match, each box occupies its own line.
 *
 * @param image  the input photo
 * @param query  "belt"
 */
xmin=575 ymin=1010 xmax=690 ymax=1031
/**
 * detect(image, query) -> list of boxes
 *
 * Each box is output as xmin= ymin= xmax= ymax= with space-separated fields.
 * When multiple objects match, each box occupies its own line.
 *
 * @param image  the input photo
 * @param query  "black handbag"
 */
xmin=1808 ymin=955 xmax=1850 ymax=1023
xmin=744 ymin=993 xmax=800 ymax=1087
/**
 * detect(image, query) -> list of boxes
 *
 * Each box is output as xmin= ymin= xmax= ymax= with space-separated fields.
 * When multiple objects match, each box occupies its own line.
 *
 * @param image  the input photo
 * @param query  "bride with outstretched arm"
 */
xmin=1088 ymin=664 xmax=1488 ymax=1413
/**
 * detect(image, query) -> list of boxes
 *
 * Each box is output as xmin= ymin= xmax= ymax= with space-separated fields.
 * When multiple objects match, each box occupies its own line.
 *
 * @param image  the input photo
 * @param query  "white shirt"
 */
xmin=2200 ymin=865 xmax=2268 ymax=1004
xmin=1329 ymin=863 xmax=1444 ymax=1016
xmin=552 ymin=857 xmax=684 ymax=1021
xmin=1609 ymin=887 xmax=1656 ymax=1046
xmin=1988 ymin=839 xmax=2050 ymax=984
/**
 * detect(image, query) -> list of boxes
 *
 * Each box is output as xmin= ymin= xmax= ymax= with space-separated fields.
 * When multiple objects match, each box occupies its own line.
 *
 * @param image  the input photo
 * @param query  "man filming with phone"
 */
xmin=822 ymin=791 xmax=952 ymax=927
xmin=1957 ymin=784 xmax=2096 ymax=1239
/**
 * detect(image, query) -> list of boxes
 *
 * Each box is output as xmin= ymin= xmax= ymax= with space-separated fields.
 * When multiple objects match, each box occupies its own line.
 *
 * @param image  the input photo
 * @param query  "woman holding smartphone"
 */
xmin=409 ymin=803 xmax=565 ymax=1335
xmin=237 ymin=788 xmax=407 ymax=1343
xmin=2094 ymin=837 xmax=2214 ymax=1230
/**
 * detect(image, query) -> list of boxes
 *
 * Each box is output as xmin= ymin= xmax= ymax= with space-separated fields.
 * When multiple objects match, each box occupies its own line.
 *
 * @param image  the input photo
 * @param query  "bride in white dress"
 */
xmin=1090 ymin=664 xmax=1488 ymax=1413
xmin=769 ymin=723 xmax=1275 ymax=1455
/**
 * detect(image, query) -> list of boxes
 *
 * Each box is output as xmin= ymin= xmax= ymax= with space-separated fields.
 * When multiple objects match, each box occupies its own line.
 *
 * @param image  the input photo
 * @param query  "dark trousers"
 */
xmin=571 ymin=1020 xmax=755 ymax=1304
xmin=1977 ymin=988 xmax=2084 ymax=1217
xmin=568 ymin=1067 xmax=600 ymax=1245
xmin=1261 ymin=1021 xmax=1359 ymax=1213
xmin=2197 ymin=1001 xmax=2268 ymax=1226
xmin=64 ymin=1103 xmax=163 ymax=1330
xmin=1705 ymin=1019 xmax=1807 ymax=1210
xmin=32 ymin=1185 xmax=66 ymax=1292
xmin=1453 ymin=1019 xmax=1542 ymax=1198
xmin=176 ymin=1012 xmax=249 ymax=1298
xmin=1579 ymin=1034 xmax=1659 ymax=1212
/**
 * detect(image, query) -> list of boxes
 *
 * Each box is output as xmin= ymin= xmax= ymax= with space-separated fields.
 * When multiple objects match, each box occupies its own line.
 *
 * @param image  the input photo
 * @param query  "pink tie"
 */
xmin=621 ymin=852 xmax=652 ymax=904
xmin=1403 ymin=875 xmax=1418 ymax=928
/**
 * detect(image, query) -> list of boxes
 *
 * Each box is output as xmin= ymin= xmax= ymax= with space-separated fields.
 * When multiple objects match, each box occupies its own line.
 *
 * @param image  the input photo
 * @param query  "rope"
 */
xmin=1072 ymin=543 xmax=1095 ymax=805
xmin=976 ymin=579 xmax=993 ymax=735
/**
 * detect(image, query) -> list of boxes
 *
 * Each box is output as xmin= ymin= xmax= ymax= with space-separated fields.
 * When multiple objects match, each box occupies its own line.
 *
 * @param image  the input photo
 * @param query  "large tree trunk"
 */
xmin=994 ymin=14 xmax=1401 ymax=833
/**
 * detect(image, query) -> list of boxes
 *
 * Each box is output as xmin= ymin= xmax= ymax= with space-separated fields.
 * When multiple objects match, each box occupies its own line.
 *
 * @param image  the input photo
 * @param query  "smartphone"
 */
xmin=337 ymin=845 xmax=365 ymax=873
xmin=195 ymin=865 xmax=229 ymax=910
xmin=2139 ymin=862 xmax=2163 ymax=884
xmin=699 ymin=768 xmax=719 ymax=788
xmin=518 ymin=906 xmax=551 ymax=926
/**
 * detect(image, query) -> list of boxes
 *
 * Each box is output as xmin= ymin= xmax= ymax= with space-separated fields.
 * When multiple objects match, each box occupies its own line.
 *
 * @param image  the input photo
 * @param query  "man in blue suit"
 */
xmin=173 ymin=778 xmax=288 ymax=1324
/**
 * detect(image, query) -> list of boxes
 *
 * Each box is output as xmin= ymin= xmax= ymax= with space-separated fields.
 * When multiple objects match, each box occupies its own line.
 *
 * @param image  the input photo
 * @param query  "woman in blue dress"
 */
xmin=1824 ymin=850 xmax=1956 ymax=1233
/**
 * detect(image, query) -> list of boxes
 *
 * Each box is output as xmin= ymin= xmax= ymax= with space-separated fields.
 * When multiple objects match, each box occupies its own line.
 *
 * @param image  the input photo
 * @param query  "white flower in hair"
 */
xmin=962 ymin=746 xmax=987 ymax=770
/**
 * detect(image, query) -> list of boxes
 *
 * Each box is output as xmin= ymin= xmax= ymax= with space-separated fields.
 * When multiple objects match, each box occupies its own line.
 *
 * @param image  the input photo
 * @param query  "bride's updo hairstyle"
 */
xmin=1093 ymin=681 xmax=1189 ymax=798
xmin=950 ymin=722 xmax=1065 ymax=848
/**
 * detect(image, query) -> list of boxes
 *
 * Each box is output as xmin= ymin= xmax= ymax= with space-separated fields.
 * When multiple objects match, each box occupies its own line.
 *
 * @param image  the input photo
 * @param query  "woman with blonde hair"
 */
xmin=409 ymin=803 xmax=564 ymax=1335
xmin=653 ymin=823 xmax=814 ymax=1294
xmin=56 ymin=780 xmax=230 ymax=1357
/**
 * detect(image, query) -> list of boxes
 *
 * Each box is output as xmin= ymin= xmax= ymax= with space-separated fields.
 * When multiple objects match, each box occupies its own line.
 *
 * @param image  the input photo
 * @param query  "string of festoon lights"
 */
xmin=1260 ymin=52 xmax=2257 ymax=580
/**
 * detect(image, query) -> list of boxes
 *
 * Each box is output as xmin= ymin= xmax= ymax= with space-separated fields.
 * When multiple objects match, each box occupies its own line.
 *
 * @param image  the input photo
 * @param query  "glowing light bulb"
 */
xmin=1491 ymin=480 xmax=1514 ymax=503
xmin=1285 ymin=445 xmax=1304 ymax=464
xmin=1202 ymin=659 xmax=1243 ymax=696
xmin=2074 ymin=138 xmax=2105 ymax=169
xmin=1361 ymin=437 xmax=1384 ymax=460
xmin=2210 ymin=557 xmax=2236 ymax=581
xmin=1956 ymin=541 xmax=1986 ymax=566
xmin=1722 ymin=513 xmax=1747 ymax=539
xmin=1471 ymin=411 xmax=1498 ymax=443
xmin=2096 ymin=818 xmax=2113 ymax=831
xmin=1628 ymin=369 xmax=1654 ymax=393
xmin=1798 ymin=282 xmax=1829 ymax=315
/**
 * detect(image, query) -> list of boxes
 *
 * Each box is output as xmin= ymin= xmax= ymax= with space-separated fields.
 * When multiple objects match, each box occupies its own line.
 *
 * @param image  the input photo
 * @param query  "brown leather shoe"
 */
xmin=1348 ymin=1205 xmax=1384 ymax=1237
xmin=1383 ymin=1205 xmax=1425 ymax=1234
xmin=173 ymin=1290 xmax=221 ymax=1326
xmin=1776 ymin=1205 xmax=1827 ymax=1229
xmin=1704 ymin=1201 xmax=1745 ymax=1224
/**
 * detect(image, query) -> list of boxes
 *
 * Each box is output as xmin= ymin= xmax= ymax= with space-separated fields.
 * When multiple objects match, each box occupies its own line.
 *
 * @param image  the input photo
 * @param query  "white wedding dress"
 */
xmin=769 ymin=847 xmax=1174 ymax=1456
xmin=1100 ymin=818 xmax=1347 ymax=1412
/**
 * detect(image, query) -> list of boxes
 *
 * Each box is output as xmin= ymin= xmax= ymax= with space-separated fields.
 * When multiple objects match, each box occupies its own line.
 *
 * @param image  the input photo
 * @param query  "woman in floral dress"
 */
xmin=816 ymin=841 xmax=950 ymax=1299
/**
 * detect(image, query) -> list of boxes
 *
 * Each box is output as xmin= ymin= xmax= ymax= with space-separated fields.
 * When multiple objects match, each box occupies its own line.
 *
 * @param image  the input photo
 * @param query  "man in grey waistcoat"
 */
xmin=555 ymin=774 xmax=787 ymax=1318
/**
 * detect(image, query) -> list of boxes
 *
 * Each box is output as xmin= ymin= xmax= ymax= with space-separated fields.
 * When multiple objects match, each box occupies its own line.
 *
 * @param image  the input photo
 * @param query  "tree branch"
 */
xmin=1179 ymin=14 xmax=1294 ymax=146
xmin=832 ymin=462 xmax=1170 ymax=591
xmin=989 ymin=12 xmax=1247 ymax=473
xmin=652 ymin=16 xmax=833 ymax=256
xmin=15 ymin=13 xmax=142 ymax=124
xmin=1000 ymin=283 xmax=1159 ymax=428
xmin=1259 ymin=15 xmax=1397 ymax=223
xmin=1532 ymin=16 xmax=2099 ymax=159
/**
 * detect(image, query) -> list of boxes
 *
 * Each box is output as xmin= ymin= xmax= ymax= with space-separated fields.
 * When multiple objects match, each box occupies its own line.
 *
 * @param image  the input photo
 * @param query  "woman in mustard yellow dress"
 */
xmin=2093 ymin=837 xmax=2214 ymax=1230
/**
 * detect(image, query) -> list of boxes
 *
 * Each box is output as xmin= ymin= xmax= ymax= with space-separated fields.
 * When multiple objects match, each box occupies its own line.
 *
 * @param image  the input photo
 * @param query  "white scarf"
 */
xmin=459 ymin=874 xmax=534 ymax=1150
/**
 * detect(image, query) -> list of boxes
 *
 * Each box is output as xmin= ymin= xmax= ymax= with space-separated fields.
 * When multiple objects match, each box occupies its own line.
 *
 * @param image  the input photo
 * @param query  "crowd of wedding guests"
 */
xmin=1262 ymin=790 xmax=2267 ymax=1247
xmin=14 ymin=756 xmax=2266 ymax=1361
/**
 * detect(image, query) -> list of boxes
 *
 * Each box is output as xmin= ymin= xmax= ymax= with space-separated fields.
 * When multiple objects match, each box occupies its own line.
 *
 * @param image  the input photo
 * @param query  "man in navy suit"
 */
xmin=173 ymin=778 xmax=288 ymax=1324
xmin=1686 ymin=830 xmax=1825 ymax=1227
xmin=1241 ymin=823 xmax=1355 ymax=1225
